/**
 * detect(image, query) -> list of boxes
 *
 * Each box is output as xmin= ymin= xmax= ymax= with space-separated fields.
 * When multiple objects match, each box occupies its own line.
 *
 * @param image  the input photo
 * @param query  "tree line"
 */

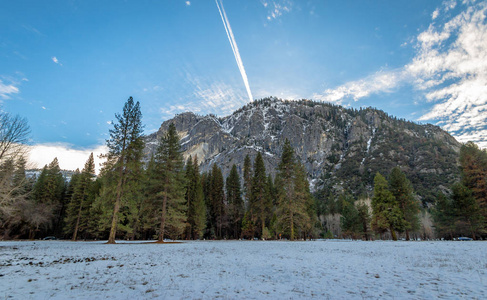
xmin=0 ymin=97 xmax=485 ymax=241
xmin=0 ymin=98 xmax=318 ymax=241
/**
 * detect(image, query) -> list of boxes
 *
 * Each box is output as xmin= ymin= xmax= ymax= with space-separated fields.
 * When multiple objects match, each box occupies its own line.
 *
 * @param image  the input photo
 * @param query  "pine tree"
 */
xmin=185 ymin=155 xmax=206 ymax=239
xmin=209 ymin=164 xmax=226 ymax=239
xmin=275 ymin=140 xmax=313 ymax=240
xmin=388 ymin=167 xmax=420 ymax=240
xmin=184 ymin=156 xmax=195 ymax=239
xmin=150 ymin=123 xmax=187 ymax=241
xmin=137 ymin=155 xmax=159 ymax=239
xmin=243 ymin=154 xmax=252 ymax=211
xmin=250 ymin=152 xmax=270 ymax=239
xmin=294 ymin=161 xmax=315 ymax=239
xmin=451 ymin=182 xmax=484 ymax=239
xmin=356 ymin=201 xmax=371 ymax=240
xmin=12 ymin=156 xmax=30 ymax=197
xmin=64 ymin=169 xmax=81 ymax=210
xmin=202 ymin=170 xmax=213 ymax=238
xmin=340 ymin=196 xmax=360 ymax=239
xmin=64 ymin=153 xmax=95 ymax=241
xmin=104 ymin=97 xmax=144 ymax=244
xmin=226 ymin=164 xmax=244 ymax=239
xmin=459 ymin=142 xmax=487 ymax=223
xmin=31 ymin=158 xmax=66 ymax=238
xmin=432 ymin=192 xmax=455 ymax=239
xmin=371 ymin=172 xmax=404 ymax=240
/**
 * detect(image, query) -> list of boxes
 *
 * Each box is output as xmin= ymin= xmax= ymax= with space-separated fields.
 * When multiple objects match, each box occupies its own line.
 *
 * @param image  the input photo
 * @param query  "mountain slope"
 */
xmin=146 ymin=97 xmax=460 ymax=203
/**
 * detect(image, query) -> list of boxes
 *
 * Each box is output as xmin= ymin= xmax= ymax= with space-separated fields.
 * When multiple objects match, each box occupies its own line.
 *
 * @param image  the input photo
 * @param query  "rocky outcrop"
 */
xmin=145 ymin=97 xmax=461 ymax=203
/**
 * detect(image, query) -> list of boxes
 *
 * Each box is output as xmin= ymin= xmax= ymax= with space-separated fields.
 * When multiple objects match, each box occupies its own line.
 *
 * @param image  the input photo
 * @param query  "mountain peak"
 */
xmin=146 ymin=98 xmax=460 ymax=203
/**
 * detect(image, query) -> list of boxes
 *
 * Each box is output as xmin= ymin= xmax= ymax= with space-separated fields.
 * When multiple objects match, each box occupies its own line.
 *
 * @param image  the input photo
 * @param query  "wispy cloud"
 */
xmin=185 ymin=1 xmax=191 ymax=6
xmin=432 ymin=8 xmax=440 ymax=20
xmin=22 ymin=24 xmax=42 ymax=36
xmin=160 ymin=77 xmax=247 ymax=118
xmin=215 ymin=0 xmax=253 ymax=103
xmin=28 ymin=143 xmax=108 ymax=174
xmin=312 ymin=69 xmax=406 ymax=104
xmin=0 ymin=79 xmax=20 ymax=99
xmin=261 ymin=0 xmax=293 ymax=21
xmin=410 ymin=1 xmax=487 ymax=147
xmin=313 ymin=1 xmax=487 ymax=147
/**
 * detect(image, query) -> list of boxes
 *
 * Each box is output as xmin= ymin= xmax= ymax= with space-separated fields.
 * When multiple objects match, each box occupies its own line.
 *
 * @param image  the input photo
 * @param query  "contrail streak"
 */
xmin=215 ymin=0 xmax=253 ymax=103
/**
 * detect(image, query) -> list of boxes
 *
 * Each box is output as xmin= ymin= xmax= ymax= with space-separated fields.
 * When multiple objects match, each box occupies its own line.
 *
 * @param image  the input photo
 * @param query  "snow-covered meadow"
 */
xmin=1 ymin=240 xmax=486 ymax=299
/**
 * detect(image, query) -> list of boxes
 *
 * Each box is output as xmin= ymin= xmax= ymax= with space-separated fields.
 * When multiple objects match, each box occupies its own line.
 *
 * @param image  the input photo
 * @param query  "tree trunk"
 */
xmin=159 ymin=183 xmax=168 ymax=242
xmin=72 ymin=203 xmax=83 ymax=241
xmin=363 ymin=220 xmax=369 ymax=241
xmin=405 ymin=229 xmax=410 ymax=241
xmin=470 ymin=223 xmax=477 ymax=240
xmin=390 ymin=226 xmax=397 ymax=241
xmin=290 ymin=214 xmax=294 ymax=241
xmin=108 ymin=155 xmax=126 ymax=244
xmin=107 ymin=196 xmax=120 ymax=244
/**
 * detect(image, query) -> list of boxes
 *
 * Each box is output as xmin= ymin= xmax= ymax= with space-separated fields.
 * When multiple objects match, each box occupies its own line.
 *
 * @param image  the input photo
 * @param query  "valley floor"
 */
xmin=1 ymin=240 xmax=486 ymax=299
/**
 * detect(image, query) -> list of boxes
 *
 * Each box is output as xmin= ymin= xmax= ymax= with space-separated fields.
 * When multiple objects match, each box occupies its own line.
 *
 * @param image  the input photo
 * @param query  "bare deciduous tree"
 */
xmin=0 ymin=111 xmax=31 ymax=239
xmin=0 ymin=112 xmax=30 ymax=162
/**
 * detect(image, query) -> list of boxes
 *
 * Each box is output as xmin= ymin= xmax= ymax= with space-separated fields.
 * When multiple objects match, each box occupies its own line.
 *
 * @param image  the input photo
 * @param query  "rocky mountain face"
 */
xmin=145 ymin=97 xmax=461 ymax=204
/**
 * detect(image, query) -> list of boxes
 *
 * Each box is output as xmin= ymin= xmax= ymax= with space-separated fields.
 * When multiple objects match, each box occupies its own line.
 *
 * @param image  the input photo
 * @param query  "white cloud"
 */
xmin=51 ymin=56 xmax=63 ymax=66
xmin=261 ymin=0 xmax=292 ymax=21
xmin=312 ymin=69 xmax=406 ymax=104
xmin=0 ymin=80 xmax=19 ymax=99
xmin=410 ymin=1 xmax=487 ymax=147
xmin=432 ymin=8 xmax=440 ymax=20
xmin=444 ymin=0 xmax=457 ymax=12
xmin=185 ymin=1 xmax=191 ymax=6
xmin=28 ymin=143 xmax=108 ymax=174
xmin=312 ymin=1 xmax=487 ymax=147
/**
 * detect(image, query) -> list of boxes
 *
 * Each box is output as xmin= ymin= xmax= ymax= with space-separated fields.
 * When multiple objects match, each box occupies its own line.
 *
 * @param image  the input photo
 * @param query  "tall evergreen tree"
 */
xmin=250 ymin=152 xmax=270 ymax=239
xmin=388 ymin=167 xmax=420 ymax=240
xmin=151 ymin=123 xmax=187 ymax=241
xmin=432 ymin=192 xmax=456 ymax=239
xmin=202 ymin=170 xmax=213 ymax=238
xmin=184 ymin=155 xmax=206 ymax=239
xmin=451 ymin=182 xmax=484 ymax=239
xmin=104 ymin=97 xmax=144 ymax=244
xmin=459 ymin=142 xmax=487 ymax=223
xmin=226 ymin=164 xmax=244 ymax=239
xmin=243 ymin=154 xmax=252 ymax=211
xmin=371 ymin=172 xmax=404 ymax=240
xmin=275 ymin=140 xmax=313 ymax=240
xmin=64 ymin=153 xmax=96 ymax=241
xmin=356 ymin=201 xmax=371 ymax=240
xmin=340 ymin=196 xmax=360 ymax=239
xmin=209 ymin=164 xmax=226 ymax=239
xmin=294 ymin=161 xmax=315 ymax=239
xmin=31 ymin=158 xmax=66 ymax=238
xmin=184 ymin=156 xmax=195 ymax=239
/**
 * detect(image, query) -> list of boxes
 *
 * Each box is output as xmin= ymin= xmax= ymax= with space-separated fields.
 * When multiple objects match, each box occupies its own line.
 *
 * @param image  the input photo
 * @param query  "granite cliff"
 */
xmin=146 ymin=97 xmax=460 ymax=203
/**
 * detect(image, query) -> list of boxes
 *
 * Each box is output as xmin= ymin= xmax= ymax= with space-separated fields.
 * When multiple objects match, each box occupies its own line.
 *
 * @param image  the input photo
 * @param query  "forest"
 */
xmin=0 ymin=97 xmax=486 ymax=241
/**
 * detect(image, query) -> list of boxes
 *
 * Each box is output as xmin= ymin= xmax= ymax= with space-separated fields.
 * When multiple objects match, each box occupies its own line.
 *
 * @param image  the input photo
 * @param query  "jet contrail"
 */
xmin=215 ymin=0 xmax=253 ymax=103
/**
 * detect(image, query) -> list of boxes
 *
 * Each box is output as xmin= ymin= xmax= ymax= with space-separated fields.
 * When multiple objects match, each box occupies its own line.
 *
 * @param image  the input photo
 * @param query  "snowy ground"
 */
xmin=1 ymin=240 xmax=486 ymax=299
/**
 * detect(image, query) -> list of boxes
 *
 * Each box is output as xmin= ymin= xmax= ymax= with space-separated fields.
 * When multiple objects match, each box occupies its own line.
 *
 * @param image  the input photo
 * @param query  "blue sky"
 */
xmin=1 ymin=0 xmax=486 ymax=170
